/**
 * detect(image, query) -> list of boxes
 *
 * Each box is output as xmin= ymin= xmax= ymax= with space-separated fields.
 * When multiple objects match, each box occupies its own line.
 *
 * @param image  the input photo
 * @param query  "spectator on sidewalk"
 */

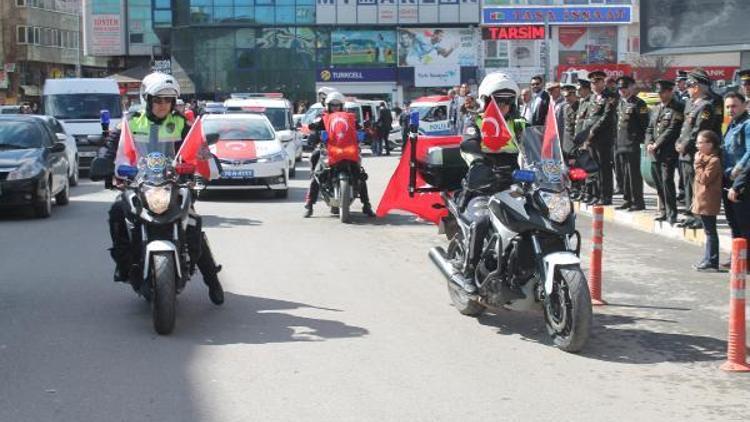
xmin=722 ymin=92 xmax=750 ymax=247
xmin=614 ymin=75 xmax=649 ymax=212
xmin=458 ymin=93 xmax=479 ymax=135
xmin=525 ymin=75 xmax=550 ymax=126
xmin=646 ymin=80 xmax=684 ymax=225
xmin=518 ymin=88 xmax=532 ymax=121
xmin=691 ymin=130 xmax=723 ymax=271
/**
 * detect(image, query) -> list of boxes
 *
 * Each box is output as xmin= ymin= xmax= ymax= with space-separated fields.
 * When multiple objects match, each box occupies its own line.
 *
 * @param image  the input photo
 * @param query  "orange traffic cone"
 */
xmin=720 ymin=238 xmax=750 ymax=372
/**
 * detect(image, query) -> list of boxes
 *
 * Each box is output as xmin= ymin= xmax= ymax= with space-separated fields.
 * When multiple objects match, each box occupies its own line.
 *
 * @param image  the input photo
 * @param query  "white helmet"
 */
xmin=325 ymin=91 xmax=345 ymax=109
xmin=477 ymin=72 xmax=520 ymax=109
xmin=141 ymin=72 xmax=181 ymax=100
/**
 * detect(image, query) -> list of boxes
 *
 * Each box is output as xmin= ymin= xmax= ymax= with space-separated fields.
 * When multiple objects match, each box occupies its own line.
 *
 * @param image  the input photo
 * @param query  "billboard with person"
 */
xmin=397 ymin=28 xmax=478 ymax=67
xmin=331 ymin=30 xmax=396 ymax=66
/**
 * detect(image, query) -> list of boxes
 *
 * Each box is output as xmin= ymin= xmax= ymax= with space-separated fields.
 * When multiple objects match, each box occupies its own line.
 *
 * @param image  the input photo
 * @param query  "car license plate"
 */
xmin=222 ymin=170 xmax=254 ymax=179
xmin=79 ymin=151 xmax=97 ymax=158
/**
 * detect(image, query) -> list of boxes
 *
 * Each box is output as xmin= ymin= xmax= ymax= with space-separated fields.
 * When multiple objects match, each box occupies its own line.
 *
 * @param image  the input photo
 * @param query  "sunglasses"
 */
xmin=492 ymin=96 xmax=515 ymax=105
xmin=152 ymin=97 xmax=173 ymax=104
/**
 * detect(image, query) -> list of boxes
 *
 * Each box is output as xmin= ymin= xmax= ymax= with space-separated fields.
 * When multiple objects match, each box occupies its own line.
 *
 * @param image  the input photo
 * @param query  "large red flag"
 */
xmin=323 ymin=111 xmax=360 ymax=165
xmin=376 ymin=135 xmax=461 ymax=224
xmin=542 ymin=100 xmax=558 ymax=160
xmin=480 ymin=97 xmax=513 ymax=152
xmin=114 ymin=117 xmax=137 ymax=176
xmin=175 ymin=117 xmax=220 ymax=180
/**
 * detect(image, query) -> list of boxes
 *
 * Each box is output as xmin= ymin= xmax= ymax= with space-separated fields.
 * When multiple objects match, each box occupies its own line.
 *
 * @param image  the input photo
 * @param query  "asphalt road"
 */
xmin=1 ymin=151 xmax=749 ymax=421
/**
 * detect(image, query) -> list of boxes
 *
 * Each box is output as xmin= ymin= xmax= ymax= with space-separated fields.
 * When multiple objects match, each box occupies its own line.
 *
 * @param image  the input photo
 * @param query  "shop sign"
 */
xmin=483 ymin=6 xmax=632 ymax=26
xmin=662 ymin=67 xmax=738 ymax=81
xmin=414 ymin=65 xmax=460 ymax=87
xmin=316 ymin=67 xmax=397 ymax=83
xmin=316 ymin=0 xmax=478 ymax=25
xmin=556 ymin=64 xmax=632 ymax=80
xmin=152 ymin=60 xmax=172 ymax=75
xmin=90 ymin=14 xmax=125 ymax=56
xmin=482 ymin=26 xmax=544 ymax=40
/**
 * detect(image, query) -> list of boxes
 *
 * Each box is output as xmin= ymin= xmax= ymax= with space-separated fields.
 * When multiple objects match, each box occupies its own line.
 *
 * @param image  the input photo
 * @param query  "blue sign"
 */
xmin=317 ymin=68 xmax=397 ymax=83
xmin=482 ymin=6 xmax=631 ymax=25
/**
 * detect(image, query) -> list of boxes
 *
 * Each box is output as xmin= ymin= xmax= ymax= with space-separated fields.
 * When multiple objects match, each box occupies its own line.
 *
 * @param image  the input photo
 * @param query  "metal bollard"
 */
xmin=589 ymin=205 xmax=607 ymax=306
xmin=720 ymin=238 xmax=750 ymax=372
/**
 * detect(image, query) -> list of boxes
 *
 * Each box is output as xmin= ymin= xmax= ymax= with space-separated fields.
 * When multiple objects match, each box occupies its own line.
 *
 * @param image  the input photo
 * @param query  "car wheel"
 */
xmin=55 ymin=178 xmax=70 ymax=206
xmin=69 ymin=156 xmax=79 ymax=187
xmin=34 ymin=180 xmax=52 ymax=219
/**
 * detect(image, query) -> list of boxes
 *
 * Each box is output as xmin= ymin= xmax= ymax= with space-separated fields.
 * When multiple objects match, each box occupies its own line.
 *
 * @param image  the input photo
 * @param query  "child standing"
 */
xmin=692 ymin=130 xmax=724 ymax=271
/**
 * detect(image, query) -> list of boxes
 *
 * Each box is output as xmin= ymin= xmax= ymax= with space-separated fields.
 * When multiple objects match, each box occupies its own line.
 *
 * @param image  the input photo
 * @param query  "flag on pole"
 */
xmin=175 ymin=117 xmax=220 ymax=180
xmin=541 ymin=100 xmax=558 ymax=160
xmin=114 ymin=117 xmax=137 ymax=176
xmin=480 ymin=97 xmax=513 ymax=152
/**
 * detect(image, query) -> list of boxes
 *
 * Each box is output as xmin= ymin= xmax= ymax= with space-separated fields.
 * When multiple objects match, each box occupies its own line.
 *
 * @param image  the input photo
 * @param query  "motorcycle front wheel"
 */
xmin=339 ymin=177 xmax=351 ymax=224
xmin=151 ymin=253 xmax=177 ymax=335
xmin=446 ymin=235 xmax=485 ymax=316
xmin=543 ymin=266 xmax=592 ymax=353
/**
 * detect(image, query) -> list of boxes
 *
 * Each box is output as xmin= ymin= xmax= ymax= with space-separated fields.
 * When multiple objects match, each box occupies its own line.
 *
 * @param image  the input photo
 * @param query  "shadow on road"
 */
xmin=202 ymin=214 xmax=263 ymax=228
xmin=172 ymin=292 xmax=369 ymax=345
xmin=477 ymin=310 xmax=727 ymax=364
xmin=198 ymin=186 xmax=307 ymax=204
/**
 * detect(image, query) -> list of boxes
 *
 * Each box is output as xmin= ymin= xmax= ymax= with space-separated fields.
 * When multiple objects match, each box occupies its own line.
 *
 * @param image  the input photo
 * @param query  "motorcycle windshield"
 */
xmin=518 ymin=125 xmax=568 ymax=192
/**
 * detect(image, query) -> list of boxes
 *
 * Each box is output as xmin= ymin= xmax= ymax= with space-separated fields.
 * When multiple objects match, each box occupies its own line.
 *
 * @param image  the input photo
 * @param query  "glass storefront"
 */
xmin=186 ymin=0 xmax=315 ymax=25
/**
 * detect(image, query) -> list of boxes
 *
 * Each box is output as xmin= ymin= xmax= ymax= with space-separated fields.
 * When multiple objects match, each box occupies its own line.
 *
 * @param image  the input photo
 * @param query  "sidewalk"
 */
xmin=574 ymin=186 xmax=734 ymax=253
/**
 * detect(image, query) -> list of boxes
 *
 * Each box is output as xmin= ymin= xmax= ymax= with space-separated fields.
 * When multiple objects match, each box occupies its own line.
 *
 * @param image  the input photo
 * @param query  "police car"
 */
xmin=203 ymin=113 xmax=290 ymax=198
xmin=409 ymin=96 xmax=454 ymax=136
xmin=224 ymin=93 xmax=302 ymax=176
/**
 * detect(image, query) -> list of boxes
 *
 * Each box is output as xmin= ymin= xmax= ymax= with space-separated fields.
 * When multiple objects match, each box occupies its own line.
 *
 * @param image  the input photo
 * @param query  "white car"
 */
xmin=203 ymin=113 xmax=289 ymax=198
xmin=224 ymin=94 xmax=302 ymax=176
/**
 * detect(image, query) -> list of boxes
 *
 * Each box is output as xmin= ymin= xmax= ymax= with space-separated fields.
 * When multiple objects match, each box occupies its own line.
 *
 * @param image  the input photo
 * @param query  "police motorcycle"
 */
xmin=314 ymin=114 xmax=367 ymax=224
xmin=411 ymin=113 xmax=593 ymax=352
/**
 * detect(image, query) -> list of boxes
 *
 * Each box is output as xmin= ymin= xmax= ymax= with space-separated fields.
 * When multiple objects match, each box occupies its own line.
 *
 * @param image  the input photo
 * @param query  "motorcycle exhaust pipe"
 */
xmin=429 ymin=247 xmax=476 ymax=294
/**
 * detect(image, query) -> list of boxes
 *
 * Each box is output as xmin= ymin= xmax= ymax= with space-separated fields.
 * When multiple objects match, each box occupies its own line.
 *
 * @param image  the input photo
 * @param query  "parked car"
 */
xmin=30 ymin=115 xmax=79 ymax=186
xmin=0 ymin=115 xmax=71 ymax=218
xmin=0 ymin=105 xmax=22 ymax=114
xmin=203 ymin=113 xmax=290 ymax=198
xmin=202 ymin=102 xmax=226 ymax=115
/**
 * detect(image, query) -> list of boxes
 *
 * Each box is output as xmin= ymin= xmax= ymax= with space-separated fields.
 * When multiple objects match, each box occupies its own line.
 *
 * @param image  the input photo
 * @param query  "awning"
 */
xmin=108 ymin=73 xmax=141 ymax=84
xmin=20 ymin=85 xmax=40 ymax=96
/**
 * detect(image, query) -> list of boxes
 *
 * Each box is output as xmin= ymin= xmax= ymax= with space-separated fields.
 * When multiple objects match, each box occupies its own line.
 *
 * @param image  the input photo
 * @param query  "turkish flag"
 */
xmin=542 ymin=100 xmax=558 ymax=160
xmin=175 ymin=117 xmax=220 ymax=180
xmin=114 ymin=117 xmax=137 ymax=176
xmin=323 ymin=111 xmax=357 ymax=148
xmin=480 ymin=97 xmax=513 ymax=152
xmin=376 ymin=135 xmax=461 ymax=224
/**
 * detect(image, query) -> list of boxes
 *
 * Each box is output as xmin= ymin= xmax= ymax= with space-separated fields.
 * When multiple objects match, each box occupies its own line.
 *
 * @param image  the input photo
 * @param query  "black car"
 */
xmin=0 ymin=116 xmax=70 ymax=218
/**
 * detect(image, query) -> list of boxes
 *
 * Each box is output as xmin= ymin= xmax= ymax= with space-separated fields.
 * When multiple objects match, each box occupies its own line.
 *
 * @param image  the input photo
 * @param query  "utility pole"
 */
xmin=542 ymin=14 xmax=550 ymax=82
xmin=76 ymin=2 xmax=82 ymax=77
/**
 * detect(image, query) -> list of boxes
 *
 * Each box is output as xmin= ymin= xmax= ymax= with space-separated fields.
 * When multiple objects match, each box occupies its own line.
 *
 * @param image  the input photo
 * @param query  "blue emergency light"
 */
xmin=409 ymin=110 xmax=420 ymax=127
xmin=117 ymin=165 xmax=138 ymax=179
xmin=100 ymin=109 xmax=110 ymax=125
xmin=512 ymin=169 xmax=536 ymax=183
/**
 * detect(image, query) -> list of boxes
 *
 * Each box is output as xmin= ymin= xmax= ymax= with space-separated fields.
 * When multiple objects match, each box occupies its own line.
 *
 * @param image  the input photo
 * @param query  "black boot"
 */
xmin=303 ymin=204 xmax=313 ymax=218
xmin=362 ymin=203 xmax=375 ymax=217
xmin=197 ymin=234 xmax=224 ymax=305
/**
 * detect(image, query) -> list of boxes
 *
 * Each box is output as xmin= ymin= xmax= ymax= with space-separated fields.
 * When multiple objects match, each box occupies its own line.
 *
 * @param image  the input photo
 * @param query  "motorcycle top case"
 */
xmin=418 ymin=144 xmax=468 ymax=191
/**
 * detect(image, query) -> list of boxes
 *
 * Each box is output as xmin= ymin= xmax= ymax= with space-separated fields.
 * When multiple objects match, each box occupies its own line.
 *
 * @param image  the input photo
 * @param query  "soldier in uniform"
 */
xmin=574 ymin=79 xmax=593 ymax=203
xmin=614 ymin=76 xmax=650 ymax=211
xmin=738 ymin=69 xmax=750 ymax=100
xmin=579 ymin=70 xmax=617 ymax=205
xmin=675 ymin=70 xmax=722 ymax=229
xmin=561 ymin=84 xmax=580 ymax=159
xmin=646 ymin=80 xmax=684 ymax=225
xmin=674 ymin=70 xmax=690 ymax=103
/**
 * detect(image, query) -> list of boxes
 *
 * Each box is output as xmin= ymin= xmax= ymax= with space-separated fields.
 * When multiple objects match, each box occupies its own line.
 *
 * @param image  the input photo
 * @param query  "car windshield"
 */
xmin=302 ymin=107 xmax=323 ymax=125
xmin=44 ymin=94 xmax=123 ymax=120
xmin=0 ymin=121 xmax=43 ymax=148
xmin=413 ymin=105 xmax=447 ymax=122
xmin=251 ymin=108 xmax=288 ymax=131
xmin=518 ymin=125 xmax=567 ymax=191
xmin=203 ymin=118 xmax=275 ymax=141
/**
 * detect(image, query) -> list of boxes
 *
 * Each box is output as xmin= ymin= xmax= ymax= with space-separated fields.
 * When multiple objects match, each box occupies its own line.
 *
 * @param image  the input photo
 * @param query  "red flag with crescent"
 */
xmin=480 ymin=97 xmax=513 ymax=152
xmin=323 ymin=111 xmax=359 ymax=165
xmin=114 ymin=117 xmax=137 ymax=176
xmin=542 ymin=100 xmax=558 ymax=160
xmin=175 ymin=117 xmax=220 ymax=180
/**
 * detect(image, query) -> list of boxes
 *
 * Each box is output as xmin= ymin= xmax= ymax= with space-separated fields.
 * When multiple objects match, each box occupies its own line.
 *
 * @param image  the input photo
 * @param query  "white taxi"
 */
xmin=224 ymin=94 xmax=302 ymax=177
xmin=203 ymin=113 xmax=289 ymax=198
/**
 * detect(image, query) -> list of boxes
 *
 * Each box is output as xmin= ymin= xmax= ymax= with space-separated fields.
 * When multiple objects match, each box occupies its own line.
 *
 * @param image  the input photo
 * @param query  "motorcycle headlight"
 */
xmin=538 ymin=191 xmax=572 ymax=224
xmin=7 ymin=160 xmax=44 ymax=181
xmin=258 ymin=151 xmax=286 ymax=163
xmin=142 ymin=185 xmax=172 ymax=215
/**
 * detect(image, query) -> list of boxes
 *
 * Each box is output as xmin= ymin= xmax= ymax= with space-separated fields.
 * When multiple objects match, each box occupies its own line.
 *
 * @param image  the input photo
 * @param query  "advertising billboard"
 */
xmin=316 ymin=0 xmax=479 ymax=25
xmin=331 ymin=30 xmax=397 ymax=66
xmin=641 ymin=0 xmax=750 ymax=54
xmin=83 ymin=1 xmax=126 ymax=56
xmin=414 ymin=65 xmax=461 ymax=87
xmin=482 ymin=6 xmax=631 ymax=26
xmin=397 ymin=28 xmax=478 ymax=67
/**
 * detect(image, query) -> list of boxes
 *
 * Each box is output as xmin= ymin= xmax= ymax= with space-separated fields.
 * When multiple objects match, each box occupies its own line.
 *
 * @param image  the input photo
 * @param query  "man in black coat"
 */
xmin=579 ymin=70 xmax=617 ymax=205
xmin=524 ymin=74 xmax=550 ymax=126
xmin=376 ymin=102 xmax=393 ymax=155
xmin=614 ymin=75 xmax=650 ymax=211
xmin=646 ymin=80 xmax=685 ymax=224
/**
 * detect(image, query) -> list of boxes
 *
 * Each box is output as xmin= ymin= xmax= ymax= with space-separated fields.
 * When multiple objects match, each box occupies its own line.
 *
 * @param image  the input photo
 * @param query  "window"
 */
xmin=17 ymin=26 xmax=28 ymax=44
xmin=484 ymin=40 xmax=509 ymax=68
xmin=16 ymin=0 xmax=26 ymax=6
xmin=34 ymin=27 xmax=41 ymax=45
xmin=130 ymin=33 xmax=144 ymax=44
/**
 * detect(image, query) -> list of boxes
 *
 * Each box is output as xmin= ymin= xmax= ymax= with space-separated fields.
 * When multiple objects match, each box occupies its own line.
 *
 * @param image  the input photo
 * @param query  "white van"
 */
xmin=42 ymin=78 xmax=122 ymax=171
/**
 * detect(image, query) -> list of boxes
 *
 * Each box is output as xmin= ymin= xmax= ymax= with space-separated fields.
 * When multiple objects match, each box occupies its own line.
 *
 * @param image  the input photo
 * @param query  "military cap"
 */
xmin=675 ymin=70 xmax=688 ymax=81
xmin=687 ymin=69 xmax=711 ymax=85
xmin=738 ymin=69 xmax=750 ymax=84
xmin=561 ymin=83 xmax=577 ymax=91
xmin=576 ymin=79 xmax=591 ymax=89
xmin=616 ymin=75 xmax=636 ymax=88
xmin=654 ymin=79 xmax=676 ymax=91
xmin=588 ymin=70 xmax=607 ymax=80
xmin=545 ymin=81 xmax=561 ymax=90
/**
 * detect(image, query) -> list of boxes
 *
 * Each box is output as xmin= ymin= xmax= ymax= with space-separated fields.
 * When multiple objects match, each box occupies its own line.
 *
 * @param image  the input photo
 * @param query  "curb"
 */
xmin=574 ymin=201 xmax=734 ymax=253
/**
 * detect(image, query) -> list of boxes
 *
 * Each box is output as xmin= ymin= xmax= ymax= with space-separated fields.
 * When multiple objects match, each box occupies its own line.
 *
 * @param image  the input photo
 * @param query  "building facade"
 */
xmin=0 ymin=0 xmax=108 ymax=105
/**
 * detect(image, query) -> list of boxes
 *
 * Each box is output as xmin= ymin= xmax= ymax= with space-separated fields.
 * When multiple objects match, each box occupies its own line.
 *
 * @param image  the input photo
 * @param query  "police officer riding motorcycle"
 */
xmin=304 ymin=91 xmax=375 ymax=218
xmin=91 ymin=72 xmax=224 ymax=306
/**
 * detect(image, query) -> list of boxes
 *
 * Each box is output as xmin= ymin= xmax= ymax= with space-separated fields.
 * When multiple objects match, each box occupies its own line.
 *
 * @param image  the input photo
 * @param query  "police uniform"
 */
xmin=646 ymin=80 xmax=685 ymax=223
xmin=739 ymin=69 xmax=750 ymax=101
xmin=561 ymin=85 xmax=579 ymax=157
xmin=614 ymin=76 xmax=650 ymax=210
xmin=676 ymin=71 xmax=721 ymax=225
xmin=581 ymin=70 xmax=617 ymax=205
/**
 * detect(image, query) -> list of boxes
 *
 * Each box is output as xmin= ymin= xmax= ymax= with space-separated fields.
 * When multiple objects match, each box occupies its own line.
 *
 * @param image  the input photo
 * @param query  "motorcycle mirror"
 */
xmin=117 ymin=165 xmax=138 ymax=179
xmin=512 ymin=169 xmax=536 ymax=184
xmin=175 ymin=162 xmax=196 ymax=175
xmin=321 ymin=131 xmax=329 ymax=142
xmin=205 ymin=133 xmax=220 ymax=145
xmin=90 ymin=157 xmax=114 ymax=181
xmin=568 ymin=167 xmax=588 ymax=182
xmin=357 ymin=131 xmax=365 ymax=142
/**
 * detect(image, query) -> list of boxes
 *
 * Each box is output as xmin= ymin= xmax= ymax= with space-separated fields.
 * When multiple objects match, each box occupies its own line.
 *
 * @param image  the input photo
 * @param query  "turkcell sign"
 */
xmin=482 ymin=6 xmax=632 ymax=25
xmin=481 ymin=26 xmax=545 ymax=40
xmin=317 ymin=68 xmax=397 ymax=82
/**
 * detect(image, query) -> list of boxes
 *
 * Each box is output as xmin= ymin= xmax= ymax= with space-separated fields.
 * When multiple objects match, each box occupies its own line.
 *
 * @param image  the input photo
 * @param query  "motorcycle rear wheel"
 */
xmin=543 ymin=266 xmax=592 ymax=353
xmin=339 ymin=178 xmax=351 ymax=224
xmin=152 ymin=253 xmax=177 ymax=335
xmin=446 ymin=236 xmax=485 ymax=316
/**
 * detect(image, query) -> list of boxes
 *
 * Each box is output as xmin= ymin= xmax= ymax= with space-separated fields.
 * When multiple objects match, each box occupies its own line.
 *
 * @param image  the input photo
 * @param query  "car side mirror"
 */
xmin=50 ymin=143 xmax=66 ymax=153
xmin=55 ymin=133 xmax=67 ymax=143
xmin=205 ymin=133 xmax=220 ymax=145
xmin=90 ymin=157 xmax=115 ymax=181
